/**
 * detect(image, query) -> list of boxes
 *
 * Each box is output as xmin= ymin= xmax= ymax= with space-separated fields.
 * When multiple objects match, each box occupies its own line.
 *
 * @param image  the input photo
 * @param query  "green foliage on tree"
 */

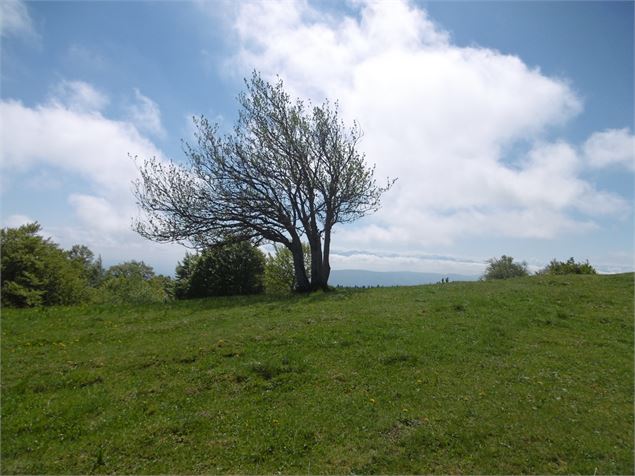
xmin=174 ymin=252 xmax=199 ymax=299
xmin=482 ymin=255 xmax=529 ymax=280
xmin=105 ymin=261 xmax=155 ymax=281
xmin=67 ymin=244 xmax=105 ymax=287
xmin=540 ymin=257 xmax=597 ymax=275
xmin=264 ymin=244 xmax=311 ymax=294
xmin=96 ymin=261 xmax=172 ymax=305
xmin=1 ymin=223 xmax=90 ymax=307
xmin=175 ymin=242 xmax=265 ymax=298
xmin=1 ymin=223 xmax=175 ymax=307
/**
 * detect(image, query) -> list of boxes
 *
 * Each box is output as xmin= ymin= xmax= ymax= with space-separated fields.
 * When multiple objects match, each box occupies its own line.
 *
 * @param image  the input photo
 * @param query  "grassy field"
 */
xmin=1 ymin=273 xmax=633 ymax=474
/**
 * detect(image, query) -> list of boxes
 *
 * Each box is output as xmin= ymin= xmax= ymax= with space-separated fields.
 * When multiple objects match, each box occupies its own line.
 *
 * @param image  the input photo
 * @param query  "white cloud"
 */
xmin=0 ymin=90 xmax=184 ymax=273
xmin=0 ymin=0 xmax=37 ymax=40
xmin=583 ymin=128 xmax=635 ymax=170
xmin=127 ymin=89 xmax=166 ymax=138
xmin=330 ymin=250 xmax=486 ymax=275
xmin=49 ymin=80 xmax=109 ymax=113
xmin=228 ymin=0 xmax=629 ymax=252
xmin=68 ymin=194 xmax=131 ymax=235
xmin=0 ymin=98 xmax=157 ymax=195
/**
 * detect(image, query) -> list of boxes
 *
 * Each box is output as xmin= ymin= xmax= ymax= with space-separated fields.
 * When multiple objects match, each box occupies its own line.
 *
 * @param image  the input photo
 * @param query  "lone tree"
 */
xmin=482 ymin=255 xmax=529 ymax=280
xmin=134 ymin=72 xmax=393 ymax=292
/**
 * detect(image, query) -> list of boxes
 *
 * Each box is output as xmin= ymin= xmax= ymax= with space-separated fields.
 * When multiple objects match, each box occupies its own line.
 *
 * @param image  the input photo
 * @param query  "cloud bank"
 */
xmin=229 ymin=0 xmax=632 ymax=251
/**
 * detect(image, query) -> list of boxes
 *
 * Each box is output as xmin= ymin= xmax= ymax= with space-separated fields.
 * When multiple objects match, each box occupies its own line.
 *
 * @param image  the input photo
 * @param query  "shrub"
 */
xmin=96 ymin=261 xmax=172 ymax=305
xmin=540 ymin=257 xmax=597 ymax=275
xmin=482 ymin=255 xmax=528 ymax=280
xmin=175 ymin=242 xmax=265 ymax=298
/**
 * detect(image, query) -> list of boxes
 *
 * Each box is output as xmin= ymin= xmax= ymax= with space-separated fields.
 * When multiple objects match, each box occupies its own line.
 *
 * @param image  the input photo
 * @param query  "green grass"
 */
xmin=2 ymin=274 xmax=633 ymax=474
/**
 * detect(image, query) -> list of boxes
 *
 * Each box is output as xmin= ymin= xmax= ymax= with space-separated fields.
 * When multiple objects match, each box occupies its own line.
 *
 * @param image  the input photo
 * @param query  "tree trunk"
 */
xmin=289 ymin=239 xmax=310 ymax=292
xmin=321 ymin=224 xmax=332 ymax=290
xmin=308 ymin=231 xmax=324 ymax=292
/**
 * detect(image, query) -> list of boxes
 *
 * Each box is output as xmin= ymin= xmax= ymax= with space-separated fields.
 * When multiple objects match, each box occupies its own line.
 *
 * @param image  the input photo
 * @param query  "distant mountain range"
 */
xmin=329 ymin=269 xmax=479 ymax=287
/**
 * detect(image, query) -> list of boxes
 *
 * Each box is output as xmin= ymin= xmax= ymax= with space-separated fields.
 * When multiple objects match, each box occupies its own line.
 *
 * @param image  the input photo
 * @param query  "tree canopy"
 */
xmin=1 ymin=223 xmax=89 ymax=306
xmin=482 ymin=255 xmax=529 ymax=280
xmin=1 ymin=223 xmax=174 ymax=307
xmin=134 ymin=72 xmax=393 ymax=292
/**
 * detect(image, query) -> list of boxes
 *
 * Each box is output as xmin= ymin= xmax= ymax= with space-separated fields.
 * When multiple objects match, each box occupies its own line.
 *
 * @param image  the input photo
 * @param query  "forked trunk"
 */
xmin=306 ymin=228 xmax=331 ymax=292
xmin=308 ymin=232 xmax=324 ymax=292
xmin=289 ymin=239 xmax=310 ymax=292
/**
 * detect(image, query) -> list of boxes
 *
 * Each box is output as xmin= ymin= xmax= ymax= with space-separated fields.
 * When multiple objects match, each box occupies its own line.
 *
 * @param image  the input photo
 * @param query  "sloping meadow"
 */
xmin=2 ymin=274 xmax=633 ymax=474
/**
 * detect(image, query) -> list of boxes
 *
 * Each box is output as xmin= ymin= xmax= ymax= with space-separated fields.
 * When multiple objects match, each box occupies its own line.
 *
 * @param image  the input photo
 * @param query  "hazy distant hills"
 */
xmin=329 ymin=269 xmax=479 ymax=287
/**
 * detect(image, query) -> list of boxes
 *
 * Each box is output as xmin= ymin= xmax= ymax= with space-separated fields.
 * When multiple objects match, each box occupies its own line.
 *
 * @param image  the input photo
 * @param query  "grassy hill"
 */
xmin=2 ymin=273 xmax=633 ymax=474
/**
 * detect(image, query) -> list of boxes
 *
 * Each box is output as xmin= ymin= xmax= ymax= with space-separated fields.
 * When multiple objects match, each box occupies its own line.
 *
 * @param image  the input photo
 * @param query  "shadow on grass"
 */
xmin=164 ymin=287 xmax=370 ymax=314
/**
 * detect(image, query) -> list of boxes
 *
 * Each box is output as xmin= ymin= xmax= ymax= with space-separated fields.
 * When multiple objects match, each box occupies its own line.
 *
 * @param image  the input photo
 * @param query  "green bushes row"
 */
xmin=1 ymin=222 xmax=305 ymax=307
xmin=482 ymin=255 xmax=597 ymax=280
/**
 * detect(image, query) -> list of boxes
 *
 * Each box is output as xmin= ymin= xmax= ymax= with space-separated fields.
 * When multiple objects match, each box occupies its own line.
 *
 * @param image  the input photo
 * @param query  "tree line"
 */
xmin=1 ymin=223 xmax=172 ymax=307
xmin=1 ymin=223 xmax=599 ymax=308
xmin=0 ymin=222 xmax=310 ymax=307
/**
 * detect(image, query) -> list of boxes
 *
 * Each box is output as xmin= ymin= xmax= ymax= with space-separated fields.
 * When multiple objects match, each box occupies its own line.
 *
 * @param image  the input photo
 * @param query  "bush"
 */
xmin=540 ymin=257 xmax=597 ymax=275
xmin=96 ymin=261 xmax=172 ymax=305
xmin=175 ymin=242 xmax=265 ymax=298
xmin=482 ymin=255 xmax=528 ymax=280
xmin=263 ymin=244 xmax=310 ymax=294
xmin=1 ymin=223 xmax=90 ymax=307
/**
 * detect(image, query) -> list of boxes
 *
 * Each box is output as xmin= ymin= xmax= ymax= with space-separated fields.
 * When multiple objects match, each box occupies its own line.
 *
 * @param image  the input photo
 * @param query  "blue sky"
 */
xmin=1 ymin=0 xmax=633 ymax=276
